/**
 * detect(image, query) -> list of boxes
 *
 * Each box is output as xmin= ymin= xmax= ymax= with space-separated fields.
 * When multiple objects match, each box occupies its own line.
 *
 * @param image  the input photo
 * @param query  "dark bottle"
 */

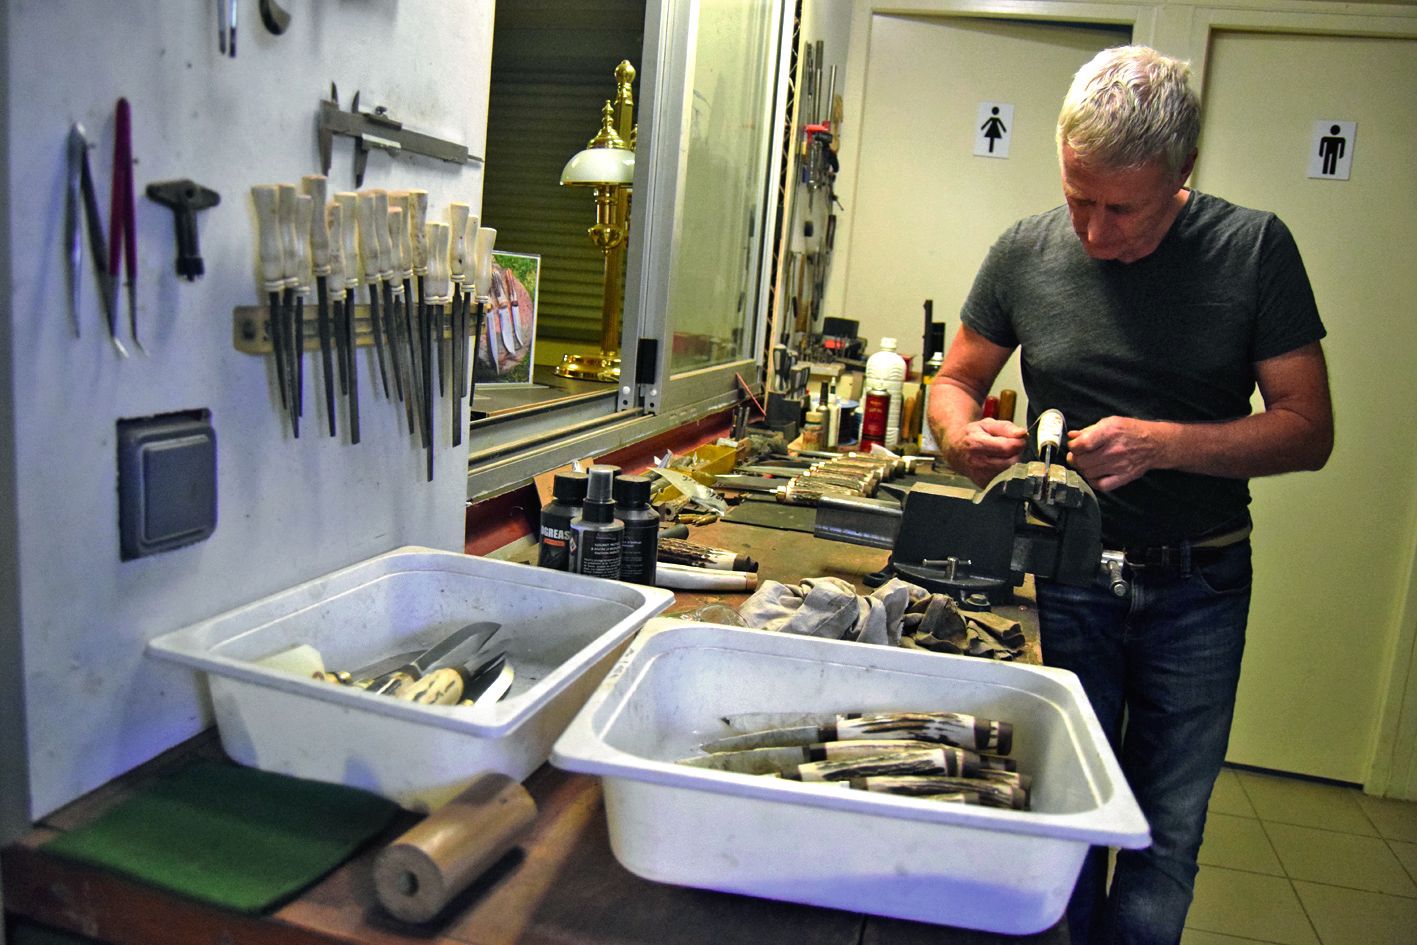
xmin=613 ymin=474 xmax=659 ymax=585
xmin=537 ymin=471 xmax=588 ymax=571
xmin=570 ymin=466 xmax=623 ymax=578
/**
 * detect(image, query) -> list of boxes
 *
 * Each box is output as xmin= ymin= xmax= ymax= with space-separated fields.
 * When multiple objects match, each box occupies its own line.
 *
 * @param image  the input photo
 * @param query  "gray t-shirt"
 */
xmin=962 ymin=190 xmax=1326 ymax=546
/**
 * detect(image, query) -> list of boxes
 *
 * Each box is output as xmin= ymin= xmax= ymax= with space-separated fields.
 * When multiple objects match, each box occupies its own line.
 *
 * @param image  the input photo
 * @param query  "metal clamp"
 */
xmin=923 ymin=557 xmax=972 ymax=581
xmin=1101 ymin=550 xmax=1129 ymax=598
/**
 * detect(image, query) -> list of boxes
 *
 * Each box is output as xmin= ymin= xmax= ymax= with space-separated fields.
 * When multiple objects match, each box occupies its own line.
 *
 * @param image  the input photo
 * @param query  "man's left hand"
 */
xmin=1067 ymin=416 xmax=1169 ymax=491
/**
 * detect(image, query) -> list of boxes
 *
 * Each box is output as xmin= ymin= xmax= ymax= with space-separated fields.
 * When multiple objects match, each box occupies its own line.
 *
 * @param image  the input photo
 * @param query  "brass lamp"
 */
xmin=555 ymin=61 xmax=636 ymax=382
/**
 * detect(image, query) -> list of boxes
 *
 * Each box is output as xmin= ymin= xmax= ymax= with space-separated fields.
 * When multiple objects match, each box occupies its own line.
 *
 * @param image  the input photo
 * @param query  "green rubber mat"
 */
xmin=43 ymin=759 xmax=400 ymax=913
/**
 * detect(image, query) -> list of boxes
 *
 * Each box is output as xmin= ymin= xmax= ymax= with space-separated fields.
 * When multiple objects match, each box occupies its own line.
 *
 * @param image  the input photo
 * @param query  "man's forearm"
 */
xmin=1154 ymin=406 xmax=1333 ymax=478
xmin=928 ymin=379 xmax=983 ymax=473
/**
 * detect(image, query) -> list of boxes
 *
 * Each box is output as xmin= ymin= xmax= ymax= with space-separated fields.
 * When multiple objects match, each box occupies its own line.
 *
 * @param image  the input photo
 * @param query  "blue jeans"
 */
xmin=1036 ymin=540 xmax=1252 ymax=945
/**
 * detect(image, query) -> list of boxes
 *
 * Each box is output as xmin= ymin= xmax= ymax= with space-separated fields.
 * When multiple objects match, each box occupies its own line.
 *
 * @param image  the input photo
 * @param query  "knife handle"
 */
xmin=372 ymin=669 xmax=417 ymax=697
xmin=302 ymin=175 xmax=330 ymax=275
xmin=398 ymin=666 xmax=469 ymax=705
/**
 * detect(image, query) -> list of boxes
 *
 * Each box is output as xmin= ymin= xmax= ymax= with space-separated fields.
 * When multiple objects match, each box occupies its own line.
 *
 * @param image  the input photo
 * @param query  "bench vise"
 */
xmin=814 ymin=458 xmax=1122 ymax=604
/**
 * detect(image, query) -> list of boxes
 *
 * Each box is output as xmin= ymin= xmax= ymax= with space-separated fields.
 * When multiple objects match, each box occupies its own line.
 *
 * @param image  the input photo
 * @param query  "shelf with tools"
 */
xmin=230 ymin=304 xmax=468 ymax=354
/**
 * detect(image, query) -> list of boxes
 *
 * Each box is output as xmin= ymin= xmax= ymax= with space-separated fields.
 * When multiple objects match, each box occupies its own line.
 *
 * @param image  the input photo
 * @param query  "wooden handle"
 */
xmin=371 ymin=189 xmax=394 ymax=279
xmin=389 ymin=205 xmax=409 ymax=277
xmin=408 ymin=189 xmax=429 ymax=272
xmin=472 ymin=226 xmax=497 ymax=296
xmin=355 ymin=191 xmax=380 ymax=281
xmin=374 ymin=773 xmax=537 ymax=924
xmin=325 ymin=202 xmax=346 ymax=300
xmin=447 ymin=203 xmax=469 ymax=283
xmin=292 ymin=194 xmax=313 ymax=294
xmin=276 ymin=183 xmax=299 ymax=288
xmin=335 ymin=192 xmax=360 ymax=289
xmin=301 ymin=175 xmax=330 ymax=274
xmin=426 ymin=223 xmax=450 ymax=303
xmin=250 ymin=185 xmax=284 ymax=292
xmin=397 ymin=664 xmax=463 ymax=705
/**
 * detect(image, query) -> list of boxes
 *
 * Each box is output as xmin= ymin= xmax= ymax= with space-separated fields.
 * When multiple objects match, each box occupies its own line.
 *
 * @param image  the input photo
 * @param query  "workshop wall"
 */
xmin=3 ymin=1 xmax=494 ymax=819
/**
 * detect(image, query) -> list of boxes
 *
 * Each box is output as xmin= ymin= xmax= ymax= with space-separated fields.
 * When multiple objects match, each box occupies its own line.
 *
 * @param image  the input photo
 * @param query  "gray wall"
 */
xmin=2 ymin=1 xmax=494 ymax=828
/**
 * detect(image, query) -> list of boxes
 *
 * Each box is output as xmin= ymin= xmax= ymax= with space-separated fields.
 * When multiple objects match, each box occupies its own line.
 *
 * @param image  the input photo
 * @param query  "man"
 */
xmin=927 ymin=45 xmax=1333 ymax=945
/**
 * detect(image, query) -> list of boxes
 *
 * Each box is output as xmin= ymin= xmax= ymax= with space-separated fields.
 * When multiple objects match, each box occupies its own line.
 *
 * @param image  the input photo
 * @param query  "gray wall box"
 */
xmin=117 ymin=413 xmax=217 ymax=559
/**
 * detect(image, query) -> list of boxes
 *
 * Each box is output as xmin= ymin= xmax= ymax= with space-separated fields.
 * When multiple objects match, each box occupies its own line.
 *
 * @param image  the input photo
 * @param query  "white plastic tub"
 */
xmin=551 ymin=619 xmax=1149 ymax=934
xmin=149 ymin=546 xmax=674 ymax=811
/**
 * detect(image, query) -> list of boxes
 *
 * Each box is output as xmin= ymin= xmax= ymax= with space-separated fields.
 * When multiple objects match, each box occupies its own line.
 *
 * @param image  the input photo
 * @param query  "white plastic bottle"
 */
xmin=864 ymin=337 xmax=907 ymax=448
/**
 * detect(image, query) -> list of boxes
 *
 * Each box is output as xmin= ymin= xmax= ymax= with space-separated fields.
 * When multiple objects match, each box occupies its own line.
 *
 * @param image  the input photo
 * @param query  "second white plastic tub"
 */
xmin=552 ymin=619 xmax=1149 ymax=934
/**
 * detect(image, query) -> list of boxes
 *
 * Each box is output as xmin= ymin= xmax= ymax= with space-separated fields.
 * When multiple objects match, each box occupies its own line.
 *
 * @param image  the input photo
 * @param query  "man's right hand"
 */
xmin=948 ymin=418 xmax=1027 ymax=487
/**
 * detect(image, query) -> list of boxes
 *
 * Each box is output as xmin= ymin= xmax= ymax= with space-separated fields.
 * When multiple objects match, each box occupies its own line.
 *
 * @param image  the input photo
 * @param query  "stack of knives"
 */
xmin=715 ymin=451 xmax=933 ymax=506
xmin=249 ymin=180 xmax=497 ymax=480
xmin=314 ymin=620 xmax=512 ymax=708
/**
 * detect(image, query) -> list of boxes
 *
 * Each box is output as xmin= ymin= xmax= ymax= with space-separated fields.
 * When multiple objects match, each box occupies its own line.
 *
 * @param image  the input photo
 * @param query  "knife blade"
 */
xmin=370 ymin=620 xmax=501 ymax=696
xmin=467 ymin=657 xmax=513 ymax=708
xmin=506 ymin=268 xmax=525 ymax=346
xmin=496 ymin=270 xmax=517 ymax=354
xmin=310 ymin=648 xmax=423 ymax=686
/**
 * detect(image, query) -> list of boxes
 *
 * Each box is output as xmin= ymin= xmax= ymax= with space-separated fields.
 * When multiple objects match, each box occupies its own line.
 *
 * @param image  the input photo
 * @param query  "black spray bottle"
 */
xmin=570 ymin=465 xmax=623 ymax=578
xmin=537 ymin=470 xmax=588 ymax=571
xmin=613 ymin=474 xmax=659 ymax=585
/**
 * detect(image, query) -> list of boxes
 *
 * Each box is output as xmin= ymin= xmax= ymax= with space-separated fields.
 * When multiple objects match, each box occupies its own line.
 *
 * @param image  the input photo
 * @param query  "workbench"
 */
xmin=3 ymin=520 xmax=1059 ymax=945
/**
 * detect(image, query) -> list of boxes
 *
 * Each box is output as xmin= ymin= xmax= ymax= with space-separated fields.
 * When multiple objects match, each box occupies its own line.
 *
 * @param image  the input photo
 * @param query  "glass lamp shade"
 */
xmin=560 ymin=147 xmax=635 ymax=186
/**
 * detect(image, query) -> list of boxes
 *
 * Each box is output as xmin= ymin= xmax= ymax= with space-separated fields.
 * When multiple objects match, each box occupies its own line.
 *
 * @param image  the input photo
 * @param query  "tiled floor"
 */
xmin=1178 ymin=767 xmax=1417 ymax=945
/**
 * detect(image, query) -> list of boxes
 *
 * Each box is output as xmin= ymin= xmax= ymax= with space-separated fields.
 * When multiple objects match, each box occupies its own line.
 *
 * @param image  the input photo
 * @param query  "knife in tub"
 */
xmin=310 ymin=649 xmax=423 ymax=686
xmin=369 ymin=621 xmax=502 ymax=696
xmin=398 ymin=649 xmax=508 ymax=706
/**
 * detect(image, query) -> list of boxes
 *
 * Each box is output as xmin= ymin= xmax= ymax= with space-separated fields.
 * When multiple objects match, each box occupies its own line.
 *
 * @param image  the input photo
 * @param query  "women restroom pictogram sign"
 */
xmin=974 ymin=103 xmax=1014 ymax=159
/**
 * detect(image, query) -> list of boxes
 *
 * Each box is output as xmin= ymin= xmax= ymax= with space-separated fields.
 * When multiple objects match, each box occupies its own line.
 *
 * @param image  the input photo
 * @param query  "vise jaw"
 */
xmin=814 ymin=461 xmax=1103 ymax=603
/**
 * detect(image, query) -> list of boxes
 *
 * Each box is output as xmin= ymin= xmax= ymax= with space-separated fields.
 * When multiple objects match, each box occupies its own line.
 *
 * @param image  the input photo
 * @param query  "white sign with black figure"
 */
xmin=974 ymin=102 xmax=1013 ymax=159
xmin=1308 ymin=120 xmax=1356 ymax=180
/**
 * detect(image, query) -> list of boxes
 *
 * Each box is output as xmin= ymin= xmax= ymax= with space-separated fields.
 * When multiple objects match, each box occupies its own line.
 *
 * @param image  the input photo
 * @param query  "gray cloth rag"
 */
xmin=736 ymin=577 xmax=926 ymax=646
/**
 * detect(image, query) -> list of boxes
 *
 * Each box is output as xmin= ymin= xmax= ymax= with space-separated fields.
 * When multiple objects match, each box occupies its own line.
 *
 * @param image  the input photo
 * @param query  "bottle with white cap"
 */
xmin=864 ymin=337 xmax=907 ymax=447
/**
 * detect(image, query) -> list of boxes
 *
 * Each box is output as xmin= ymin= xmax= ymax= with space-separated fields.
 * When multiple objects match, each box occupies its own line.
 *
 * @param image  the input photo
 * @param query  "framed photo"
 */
xmin=475 ymin=252 xmax=540 ymax=385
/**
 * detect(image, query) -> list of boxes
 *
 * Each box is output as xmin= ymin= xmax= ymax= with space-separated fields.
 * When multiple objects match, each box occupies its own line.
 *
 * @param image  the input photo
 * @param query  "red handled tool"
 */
xmin=109 ymin=98 xmax=142 ymax=354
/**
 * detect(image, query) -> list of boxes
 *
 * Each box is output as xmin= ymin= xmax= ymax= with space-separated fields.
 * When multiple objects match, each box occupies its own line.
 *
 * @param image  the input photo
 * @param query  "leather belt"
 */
xmin=1122 ymin=523 xmax=1252 ymax=571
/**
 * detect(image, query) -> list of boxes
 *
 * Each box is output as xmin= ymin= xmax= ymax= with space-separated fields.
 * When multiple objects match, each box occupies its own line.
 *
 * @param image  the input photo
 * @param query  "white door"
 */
xmin=841 ymin=13 xmax=1129 ymax=407
xmin=1196 ymin=31 xmax=1417 ymax=782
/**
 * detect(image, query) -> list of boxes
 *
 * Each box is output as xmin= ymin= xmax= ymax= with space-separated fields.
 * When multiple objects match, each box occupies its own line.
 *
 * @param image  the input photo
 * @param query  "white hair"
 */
xmin=1056 ymin=45 xmax=1200 ymax=174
